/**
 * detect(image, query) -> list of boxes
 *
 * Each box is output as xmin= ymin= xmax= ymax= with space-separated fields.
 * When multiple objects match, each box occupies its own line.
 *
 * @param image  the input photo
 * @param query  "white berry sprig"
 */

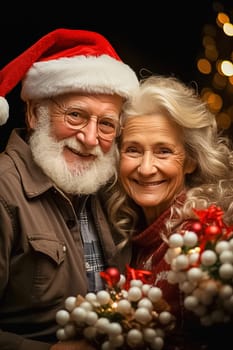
xmin=56 ymin=266 xmax=176 ymax=349
xmin=165 ymin=204 xmax=233 ymax=326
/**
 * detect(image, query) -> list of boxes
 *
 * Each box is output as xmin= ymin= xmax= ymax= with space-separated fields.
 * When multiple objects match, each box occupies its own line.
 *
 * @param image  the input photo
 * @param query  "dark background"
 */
xmin=0 ymin=0 xmax=230 ymax=150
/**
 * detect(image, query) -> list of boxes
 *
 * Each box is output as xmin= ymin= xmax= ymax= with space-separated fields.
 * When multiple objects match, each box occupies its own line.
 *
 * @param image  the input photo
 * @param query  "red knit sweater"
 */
xmin=131 ymin=205 xmax=182 ymax=318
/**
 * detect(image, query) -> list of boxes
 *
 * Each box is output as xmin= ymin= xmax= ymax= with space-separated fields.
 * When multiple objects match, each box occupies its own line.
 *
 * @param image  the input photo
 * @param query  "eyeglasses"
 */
xmin=51 ymin=99 xmax=121 ymax=141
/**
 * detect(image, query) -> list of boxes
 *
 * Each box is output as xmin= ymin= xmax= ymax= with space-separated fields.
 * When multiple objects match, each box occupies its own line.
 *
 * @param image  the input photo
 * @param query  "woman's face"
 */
xmin=120 ymin=114 xmax=196 ymax=224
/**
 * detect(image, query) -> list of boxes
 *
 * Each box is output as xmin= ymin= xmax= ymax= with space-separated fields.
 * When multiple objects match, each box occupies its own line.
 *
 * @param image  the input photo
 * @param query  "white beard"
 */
xmin=29 ymin=106 xmax=118 ymax=194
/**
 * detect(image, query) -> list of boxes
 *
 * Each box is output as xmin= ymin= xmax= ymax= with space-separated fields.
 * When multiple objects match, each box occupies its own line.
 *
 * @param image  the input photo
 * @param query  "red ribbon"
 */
xmin=193 ymin=205 xmax=224 ymax=227
xmin=192 ymin=204 xmax=233 ymax=252
xmin=100 ymin=265 xmax=153 ymax=290
xmin=123 ymin=264 xmax=153 ymax=290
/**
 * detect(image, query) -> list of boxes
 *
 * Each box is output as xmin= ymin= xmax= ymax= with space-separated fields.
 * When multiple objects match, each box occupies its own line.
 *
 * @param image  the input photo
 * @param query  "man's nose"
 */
xmin=75 ymin=117 xmax=99 ymax=147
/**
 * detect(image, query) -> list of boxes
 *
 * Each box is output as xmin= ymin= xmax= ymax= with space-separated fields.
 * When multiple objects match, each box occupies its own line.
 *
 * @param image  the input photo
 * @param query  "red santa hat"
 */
xmin=0 ymin=28 xmax=139 ymax=125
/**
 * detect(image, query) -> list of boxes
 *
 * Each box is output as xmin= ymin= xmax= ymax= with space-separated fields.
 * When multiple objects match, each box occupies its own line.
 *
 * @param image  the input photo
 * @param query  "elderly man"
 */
xmin=0 ymin=28 xmax=138 ymax=350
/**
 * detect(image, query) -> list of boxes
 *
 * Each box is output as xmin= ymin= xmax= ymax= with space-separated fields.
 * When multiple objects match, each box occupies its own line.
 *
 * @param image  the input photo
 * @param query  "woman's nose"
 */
xmin=137 ymin=152 xmax=157 ymax=175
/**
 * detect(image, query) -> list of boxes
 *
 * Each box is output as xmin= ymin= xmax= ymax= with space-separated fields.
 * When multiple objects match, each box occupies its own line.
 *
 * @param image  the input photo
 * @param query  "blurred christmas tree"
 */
xmin=196 ymin=1 xmax=233 ymax=137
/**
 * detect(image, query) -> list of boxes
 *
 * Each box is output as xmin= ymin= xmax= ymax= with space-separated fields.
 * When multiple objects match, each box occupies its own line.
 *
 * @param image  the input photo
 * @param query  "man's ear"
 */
xmin=26 ymin=101 xmax=39 ymax=129
xmin=185 ymin=157 xmax=197 ymax=175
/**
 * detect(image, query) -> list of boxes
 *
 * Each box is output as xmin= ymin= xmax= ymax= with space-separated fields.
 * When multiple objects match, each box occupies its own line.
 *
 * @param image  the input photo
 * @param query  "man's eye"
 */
xmin=99 ymin=119 xmax=116 ymax=130
xmin=67 ymin=110 xmax=83 ymax=118
xmin=126 ymin=147 xmax=138 ymax=153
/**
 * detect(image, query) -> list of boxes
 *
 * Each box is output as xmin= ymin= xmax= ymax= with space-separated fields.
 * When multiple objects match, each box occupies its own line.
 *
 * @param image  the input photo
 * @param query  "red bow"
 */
xmin=123 ymin=264 xmax=153 ymax=290
xmin=192 ymin=204 xmax=233 ymax=252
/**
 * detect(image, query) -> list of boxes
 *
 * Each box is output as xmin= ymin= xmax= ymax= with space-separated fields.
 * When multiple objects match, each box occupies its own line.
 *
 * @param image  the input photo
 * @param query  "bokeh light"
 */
xmin=196 ymin=1 xmax=233 ymax=136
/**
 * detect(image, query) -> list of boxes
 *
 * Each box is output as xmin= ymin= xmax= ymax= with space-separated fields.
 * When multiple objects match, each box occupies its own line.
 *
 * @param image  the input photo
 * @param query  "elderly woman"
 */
xmin=106 ymin=75 xmax=233 ymax=350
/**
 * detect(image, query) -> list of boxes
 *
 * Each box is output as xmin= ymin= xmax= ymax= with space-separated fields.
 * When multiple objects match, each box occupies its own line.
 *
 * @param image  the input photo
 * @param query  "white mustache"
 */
xmin=62 ymin=137 xmax=101 ymax=157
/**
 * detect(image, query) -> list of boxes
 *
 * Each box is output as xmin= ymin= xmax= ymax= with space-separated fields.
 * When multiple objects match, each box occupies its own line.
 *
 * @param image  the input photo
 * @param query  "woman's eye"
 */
xmin=158 ymin=148 xmax=172 ymax=154
xmin=122 ymin=147 xmax=141 ymax=158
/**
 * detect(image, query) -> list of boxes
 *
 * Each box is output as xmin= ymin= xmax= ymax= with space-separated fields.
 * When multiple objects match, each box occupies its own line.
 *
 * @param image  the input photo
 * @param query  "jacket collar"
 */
xmin=6 ymin=128 xmax=54 ymax=199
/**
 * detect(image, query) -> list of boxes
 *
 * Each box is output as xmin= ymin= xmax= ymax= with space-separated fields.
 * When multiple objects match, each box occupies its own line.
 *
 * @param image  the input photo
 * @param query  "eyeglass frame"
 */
xmin=50 ymin=98 xmax=122 ymax=141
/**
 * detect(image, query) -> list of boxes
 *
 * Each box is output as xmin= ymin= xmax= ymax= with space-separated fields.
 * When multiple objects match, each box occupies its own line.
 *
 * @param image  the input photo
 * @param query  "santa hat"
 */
xmin=0 ymin=28 xmax=138 ymax=125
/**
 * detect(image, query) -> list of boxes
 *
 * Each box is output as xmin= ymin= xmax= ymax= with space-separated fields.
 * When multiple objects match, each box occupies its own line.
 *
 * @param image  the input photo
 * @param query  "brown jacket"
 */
xmin=0 ymin=129 xmax=131 ymax=350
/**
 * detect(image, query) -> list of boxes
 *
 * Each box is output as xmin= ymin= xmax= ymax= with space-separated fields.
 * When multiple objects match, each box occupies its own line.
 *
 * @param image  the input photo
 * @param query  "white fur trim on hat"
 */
xmin=0 ymin=96 xmax=9 ymax=125
xmin=21 ymin=54 xmax=139 ymax=101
